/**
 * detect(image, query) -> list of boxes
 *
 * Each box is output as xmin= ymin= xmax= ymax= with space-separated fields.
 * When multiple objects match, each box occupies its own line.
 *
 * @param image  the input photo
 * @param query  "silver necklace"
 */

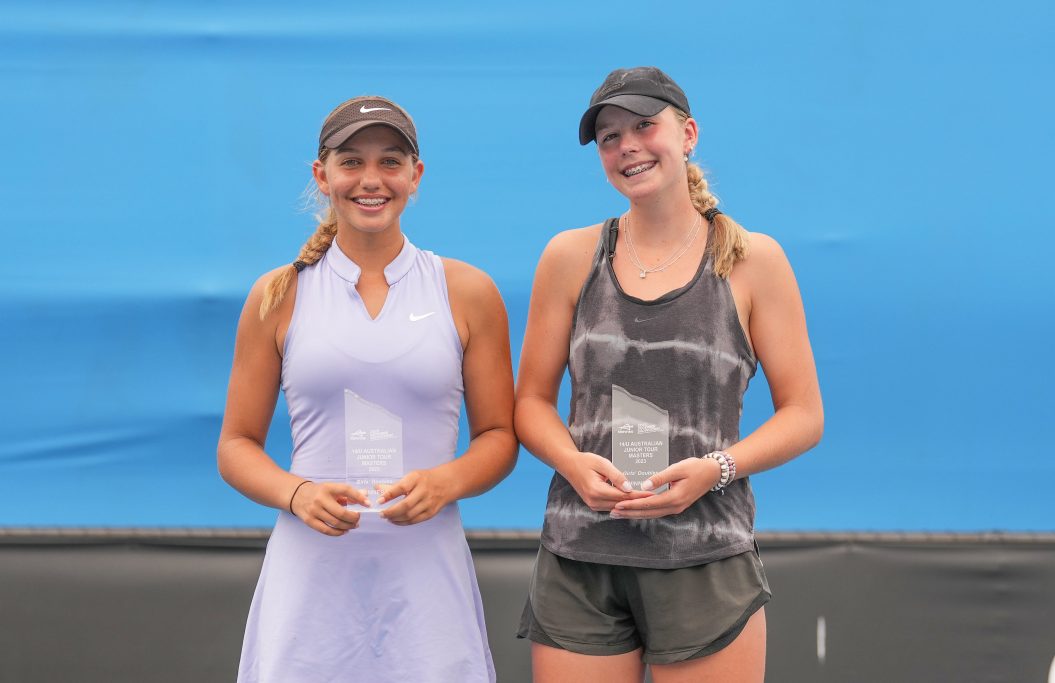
xmin=623 ymin=211 xmax=702 ymax=279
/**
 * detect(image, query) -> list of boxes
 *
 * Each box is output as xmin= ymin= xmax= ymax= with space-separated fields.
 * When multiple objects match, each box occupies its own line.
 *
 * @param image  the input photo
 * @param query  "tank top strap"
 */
xmin=701 ymin=222 xmax=717 ymax=273
xmin=602 ymin=216 xmax=620 ymax=260
xmin=573 ymin=218 xmax=621 ymax=324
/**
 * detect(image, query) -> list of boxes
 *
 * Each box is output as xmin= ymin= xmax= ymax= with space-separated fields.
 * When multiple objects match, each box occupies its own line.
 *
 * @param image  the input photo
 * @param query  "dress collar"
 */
xmin=324 ymin=235 xmax=417 ymax=286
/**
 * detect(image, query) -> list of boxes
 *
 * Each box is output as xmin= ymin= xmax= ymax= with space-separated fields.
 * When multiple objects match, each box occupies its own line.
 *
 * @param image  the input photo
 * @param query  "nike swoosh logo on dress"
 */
xmin=409 ymin=312 xmax=436 ymax=322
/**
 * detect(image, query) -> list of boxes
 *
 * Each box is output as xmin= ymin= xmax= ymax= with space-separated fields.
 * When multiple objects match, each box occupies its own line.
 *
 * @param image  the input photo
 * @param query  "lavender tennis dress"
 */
xmin=237 ymin=237 xmax=496 ymax=683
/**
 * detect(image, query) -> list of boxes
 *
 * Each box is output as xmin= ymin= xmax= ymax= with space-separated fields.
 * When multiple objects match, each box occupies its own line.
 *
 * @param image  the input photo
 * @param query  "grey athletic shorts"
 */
xmin=517 ymin=544 xmax=771 ymax=664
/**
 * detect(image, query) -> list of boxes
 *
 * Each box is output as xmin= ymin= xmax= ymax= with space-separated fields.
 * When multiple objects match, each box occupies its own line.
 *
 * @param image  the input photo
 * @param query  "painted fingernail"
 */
xmin=610 ymin=510 xmax=623 ymax=519
xmin=620 ymin=481 xmax=633 ymax=492
xmin=640 ymin=480 xmax=654 ymax=491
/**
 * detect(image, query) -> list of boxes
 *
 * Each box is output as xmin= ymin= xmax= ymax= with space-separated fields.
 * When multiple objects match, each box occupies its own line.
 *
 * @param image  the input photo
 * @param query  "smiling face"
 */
xmin=312 ymin=124 xmax=424 ymax=236
xmin=594 ymin=105 xmax=697 ymax=203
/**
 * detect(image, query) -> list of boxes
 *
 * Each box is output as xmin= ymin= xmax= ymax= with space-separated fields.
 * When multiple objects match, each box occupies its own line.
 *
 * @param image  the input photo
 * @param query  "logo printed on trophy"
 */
xmin=345 ymin=390 xmax=404 ymax=511
xmin=612 ymin=385 xmax=670 ymax=493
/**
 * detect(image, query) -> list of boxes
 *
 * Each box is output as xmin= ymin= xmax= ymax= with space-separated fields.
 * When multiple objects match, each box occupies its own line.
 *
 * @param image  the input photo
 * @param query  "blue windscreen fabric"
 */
xmin=1 ymin=0 xmax=1052 ymax=529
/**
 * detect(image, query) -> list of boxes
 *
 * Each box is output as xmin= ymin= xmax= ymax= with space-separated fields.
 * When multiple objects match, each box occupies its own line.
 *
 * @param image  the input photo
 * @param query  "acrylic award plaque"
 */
xmin=611 ymin=384 xmax=670 ymax=493
xmin=345 ymin=390 xmax=404 ymax=512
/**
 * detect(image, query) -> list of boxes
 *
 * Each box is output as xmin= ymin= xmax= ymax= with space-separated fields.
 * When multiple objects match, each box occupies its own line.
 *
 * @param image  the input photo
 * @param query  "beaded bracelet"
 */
xmin=701 ymin=451 xmax=736 ymax=494
xmin=288 ymin=480 xmax=312 ymax=515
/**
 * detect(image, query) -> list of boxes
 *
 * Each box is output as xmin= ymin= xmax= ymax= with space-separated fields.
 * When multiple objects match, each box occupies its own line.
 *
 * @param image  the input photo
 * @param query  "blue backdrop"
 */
xmin=1 ymin=0 xmax=1052 ymax=530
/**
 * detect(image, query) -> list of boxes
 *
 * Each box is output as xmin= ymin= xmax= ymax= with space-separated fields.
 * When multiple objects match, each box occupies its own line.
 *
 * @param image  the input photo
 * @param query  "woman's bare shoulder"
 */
xmin=439 ymin=257 xmax=501 ymax=303
xmin=731 ymin=231 xmax=801 ymax=306
xmin=736 ymin=231 xmax=792 ymax=276
xmin=248 ymin=265 xmax=293 ymax=296
xmin=533 ymin=223 xmax=604 ymax=281
xmin=237 ymin=265 xmax=299 ymax=340
xmin=546 ymin=223 xmax=603 ymax=258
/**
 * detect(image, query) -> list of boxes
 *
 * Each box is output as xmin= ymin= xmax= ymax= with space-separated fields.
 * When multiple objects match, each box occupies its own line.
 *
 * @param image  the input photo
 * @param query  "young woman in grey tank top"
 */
xmin=515 ymin=67 xmax=823 ymax=682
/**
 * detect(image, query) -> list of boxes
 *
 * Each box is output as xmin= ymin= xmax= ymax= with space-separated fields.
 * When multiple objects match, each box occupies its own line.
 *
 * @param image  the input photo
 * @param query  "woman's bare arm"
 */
xmin=613 ymin=232 xmax=823 ymax=518
xmin=514 ymin=227 xmax=647 ymax=511
xmin=217 ymin=269 xmax=366 ymax=535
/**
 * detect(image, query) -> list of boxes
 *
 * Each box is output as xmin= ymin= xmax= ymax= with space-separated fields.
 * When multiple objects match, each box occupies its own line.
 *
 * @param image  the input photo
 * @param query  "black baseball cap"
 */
xmin=578 ymin=67 xmax=691 ymax=145
xmin=318 ymin=96 xmax=419 ymax=156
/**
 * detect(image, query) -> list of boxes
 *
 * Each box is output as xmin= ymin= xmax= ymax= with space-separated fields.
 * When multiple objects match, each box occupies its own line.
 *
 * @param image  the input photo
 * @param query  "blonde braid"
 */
xmin=686 ymin=162 xmax=749 ymax=277
xmin=674 ymin=109 xmax=750 ymax=278
xmin=258 ymin=209 xmax=338 ymax=320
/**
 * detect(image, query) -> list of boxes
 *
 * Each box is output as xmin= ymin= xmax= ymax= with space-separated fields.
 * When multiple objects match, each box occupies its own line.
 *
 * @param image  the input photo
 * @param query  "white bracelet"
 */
xmin=701 ymin=451 xmax=736 ymax=493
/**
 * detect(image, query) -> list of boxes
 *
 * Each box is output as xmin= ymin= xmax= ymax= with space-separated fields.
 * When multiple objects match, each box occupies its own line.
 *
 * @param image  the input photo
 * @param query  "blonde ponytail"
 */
xmin=674 ymin=109 xmax=750 ymax=278
xmin=258 ymin=209 xmax=338 ymax=320
xmin=686 ymin=162 xmax=749 ymax=277
xmin=258 ymin=145 xmax=345 ymax=320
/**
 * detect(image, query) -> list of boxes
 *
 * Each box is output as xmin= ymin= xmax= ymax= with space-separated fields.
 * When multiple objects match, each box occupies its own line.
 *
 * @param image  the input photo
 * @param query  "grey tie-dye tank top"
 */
xmin=539 ymin=219 xmax=759 ymax=569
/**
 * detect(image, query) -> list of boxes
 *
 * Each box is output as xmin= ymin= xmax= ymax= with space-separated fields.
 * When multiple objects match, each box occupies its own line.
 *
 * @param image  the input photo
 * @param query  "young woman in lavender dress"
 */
xmin=218 ymin=96 xmax=516 ymax=683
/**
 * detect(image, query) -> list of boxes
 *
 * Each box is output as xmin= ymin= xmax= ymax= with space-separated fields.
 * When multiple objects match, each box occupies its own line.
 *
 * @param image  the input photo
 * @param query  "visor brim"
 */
xmin=578 ymin=94 xmax=671 ymax=145
xmin=321 ymin=121 xmax=418 ymax=156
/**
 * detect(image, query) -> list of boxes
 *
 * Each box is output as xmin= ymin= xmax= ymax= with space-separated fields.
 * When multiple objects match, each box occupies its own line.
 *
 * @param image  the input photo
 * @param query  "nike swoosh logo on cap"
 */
xmin=360 ymin=106 xmax=391 ymax=113
xmin=634 ymin=316 xmax=659 ymax=323
xmin=409 ymin=312 xmax=436 ymax=322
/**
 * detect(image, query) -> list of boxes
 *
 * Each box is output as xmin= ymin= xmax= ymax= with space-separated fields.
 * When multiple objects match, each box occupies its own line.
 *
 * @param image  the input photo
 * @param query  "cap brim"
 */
xmin=578 ymin=94 xmax=670 ymax=145
xmin=322 ymin=121 xmax=418 ymax=155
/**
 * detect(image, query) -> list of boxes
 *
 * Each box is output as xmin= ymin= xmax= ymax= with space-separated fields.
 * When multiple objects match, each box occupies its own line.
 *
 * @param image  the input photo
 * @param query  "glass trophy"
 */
xmin=344 ymin=390 xmax=404 ymax=512
xmin=611 ymin=384 xmax=670 ymax=493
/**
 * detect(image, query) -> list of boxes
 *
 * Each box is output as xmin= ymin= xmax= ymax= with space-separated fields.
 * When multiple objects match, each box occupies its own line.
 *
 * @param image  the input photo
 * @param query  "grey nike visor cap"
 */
xmin=579 ymin=66 xmax=691 ymax=145
xmin=319 ymin=96 xmax=419 ymax=157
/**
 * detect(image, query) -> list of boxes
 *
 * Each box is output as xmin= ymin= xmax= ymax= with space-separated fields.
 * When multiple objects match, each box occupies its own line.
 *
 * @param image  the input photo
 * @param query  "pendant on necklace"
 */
xmin=639 ymin=270 xmax=647 ymax=279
